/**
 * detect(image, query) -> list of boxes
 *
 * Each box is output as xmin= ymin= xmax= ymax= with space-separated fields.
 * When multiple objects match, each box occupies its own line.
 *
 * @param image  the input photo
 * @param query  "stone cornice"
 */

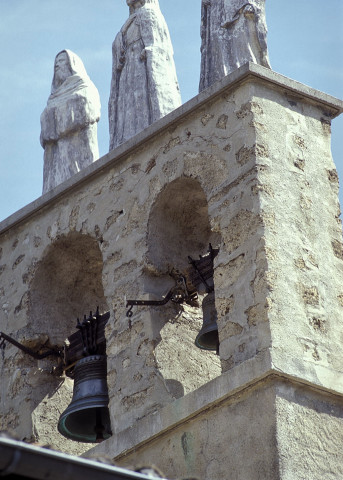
xmin=85 ymin=348 xmax=343 ymax=461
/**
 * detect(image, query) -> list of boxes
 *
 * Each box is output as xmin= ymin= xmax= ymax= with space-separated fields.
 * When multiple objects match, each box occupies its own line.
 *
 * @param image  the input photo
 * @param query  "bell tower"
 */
xmin=0 ymin=63 xmax=343 ymax=479
xmin=86 ymin=63 xmax=343 ymax=479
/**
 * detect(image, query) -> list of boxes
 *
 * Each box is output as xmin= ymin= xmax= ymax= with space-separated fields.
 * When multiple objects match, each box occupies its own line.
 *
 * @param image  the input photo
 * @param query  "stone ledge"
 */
xmin=271 ymin=350 xmax=343 ymax=397
xmin=1 ymin=63 xmax=342 ymax=236
xmin=85 ymin=348 xmax=343 ymax=461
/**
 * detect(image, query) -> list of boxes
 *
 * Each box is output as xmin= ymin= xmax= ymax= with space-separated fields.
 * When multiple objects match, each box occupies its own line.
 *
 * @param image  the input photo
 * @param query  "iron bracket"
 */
xmin=0 ymin=331 xmax=62 ymax=360
xmin=126 ymin=274 xmax=198 ymax=318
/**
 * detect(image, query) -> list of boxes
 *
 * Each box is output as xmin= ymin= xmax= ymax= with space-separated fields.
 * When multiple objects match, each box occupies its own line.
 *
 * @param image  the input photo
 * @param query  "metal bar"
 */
xmin=126 ymin=290 xmax=174 ymax=318
xmin=0 ymin=332 xmax=61 ymax=360
xmin=127 ymin=289 xmax=174 ymax=307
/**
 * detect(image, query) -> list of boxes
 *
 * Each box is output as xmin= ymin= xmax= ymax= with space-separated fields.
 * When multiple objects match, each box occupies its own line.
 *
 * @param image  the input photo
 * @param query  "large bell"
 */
xmin=58 ymin=354 xmax=112 ymax=443
xmin=195 ymin=291 xmax=219 ymax=351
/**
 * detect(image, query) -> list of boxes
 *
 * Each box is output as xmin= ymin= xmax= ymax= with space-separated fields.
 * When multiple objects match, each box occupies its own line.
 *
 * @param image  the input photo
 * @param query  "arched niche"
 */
xmin=29 ymin=232 xmax=108 ymax=345
xmin=147 ymin=177 xmax=213 ymax=272
xmin=16 ymin=232 xmax=109 ymax=454
xmin=146 ymin=176 xmax=222 ymax=397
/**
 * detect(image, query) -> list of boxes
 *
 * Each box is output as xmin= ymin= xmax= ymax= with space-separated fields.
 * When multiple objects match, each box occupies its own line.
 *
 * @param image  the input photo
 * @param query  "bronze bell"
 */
xmin=58 ymin=355 xmax=112 ymax=443
xmin=195 ymin=291 xmax=219 ymax=352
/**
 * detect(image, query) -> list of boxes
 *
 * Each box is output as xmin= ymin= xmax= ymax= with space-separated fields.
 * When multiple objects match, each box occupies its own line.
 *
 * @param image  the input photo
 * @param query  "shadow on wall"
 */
xmin=148 ymin=177 xmax=214 ymax=273
xmin=29 ymin=232 xmax=108 ymax=345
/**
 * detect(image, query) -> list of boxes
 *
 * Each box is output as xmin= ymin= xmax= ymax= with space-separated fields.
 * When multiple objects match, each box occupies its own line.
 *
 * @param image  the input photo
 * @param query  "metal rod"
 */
xmin=0 ymin=332 xmax=61 ymax=360
xmin=126 ymin=289 xmax=174 ymax=317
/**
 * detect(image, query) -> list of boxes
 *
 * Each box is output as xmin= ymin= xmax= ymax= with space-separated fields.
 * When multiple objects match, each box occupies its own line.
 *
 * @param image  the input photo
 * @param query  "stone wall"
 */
xmin=102 ymin=375 xmax=343 ymax=480
xmin=252 ymin=83 xmax=343 ymax=380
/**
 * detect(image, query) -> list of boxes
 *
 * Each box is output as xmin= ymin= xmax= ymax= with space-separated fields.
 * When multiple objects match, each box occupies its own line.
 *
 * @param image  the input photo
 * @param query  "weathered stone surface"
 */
xmin=89 ymin=377 xmax=343 ymax=480
xmin=199 ymin=0 xmax=271 ymax=91
xmin=276 ymin=383 xmax=343 ymax=480
xmin=41 ymin=50 xmax=100 ymax=194
xmin=109 ymin=0 xmax=181 ymax=150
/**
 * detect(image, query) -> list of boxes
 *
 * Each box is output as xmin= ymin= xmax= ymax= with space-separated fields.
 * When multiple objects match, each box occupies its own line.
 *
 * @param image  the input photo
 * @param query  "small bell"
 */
xmin=195 ymin=291 xmax=219 ymax=352
xmin=58 ymin=355 xmax=112 ymax=443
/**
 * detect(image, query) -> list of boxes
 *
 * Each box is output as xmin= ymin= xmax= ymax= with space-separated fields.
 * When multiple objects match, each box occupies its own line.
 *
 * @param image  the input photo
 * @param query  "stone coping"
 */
xmin=1 ymin=62 xmax=343 ymax=236
xmin=85 ymin=348 xmax=343 ymax=460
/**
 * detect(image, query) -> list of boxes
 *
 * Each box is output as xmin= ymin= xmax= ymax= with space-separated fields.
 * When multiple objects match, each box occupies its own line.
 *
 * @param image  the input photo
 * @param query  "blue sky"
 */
xmin=0 ymin=0 xmax=342 ymax=222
